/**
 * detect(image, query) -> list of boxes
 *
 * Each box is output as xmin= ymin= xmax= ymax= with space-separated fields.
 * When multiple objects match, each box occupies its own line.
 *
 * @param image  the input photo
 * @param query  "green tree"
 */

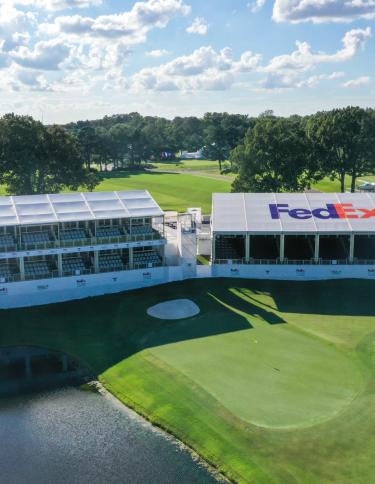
xmin=0 ymin=114 xmax=98 ymax=195
xmin=232 ymin=116 xmax=312 ymax=193
xmin=203 ymin=113 xmax=250 ymax=171
xmin=306 ymin=107 xmax=375 ymax=193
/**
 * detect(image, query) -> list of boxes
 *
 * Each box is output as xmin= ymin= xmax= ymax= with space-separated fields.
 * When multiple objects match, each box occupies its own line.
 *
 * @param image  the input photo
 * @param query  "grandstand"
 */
xmin=211 ymin=193 xmax=375 ymax=265
xmin=0 ymin=191 xmax=166 ymax=286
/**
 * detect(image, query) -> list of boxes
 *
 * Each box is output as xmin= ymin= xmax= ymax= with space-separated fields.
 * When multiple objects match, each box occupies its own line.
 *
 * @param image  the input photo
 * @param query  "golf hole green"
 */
xmin=150 ymin=325 xmax=364 ymax=430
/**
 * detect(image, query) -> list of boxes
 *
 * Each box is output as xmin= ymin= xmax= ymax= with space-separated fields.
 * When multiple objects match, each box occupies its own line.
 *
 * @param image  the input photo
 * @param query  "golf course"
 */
xmin=2 ymin=278 xmax=374 ymax=483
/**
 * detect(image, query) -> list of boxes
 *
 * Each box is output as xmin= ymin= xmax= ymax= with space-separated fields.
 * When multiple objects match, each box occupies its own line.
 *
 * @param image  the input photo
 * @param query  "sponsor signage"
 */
xmin=270 ymin=203 xmax=375 ymax=220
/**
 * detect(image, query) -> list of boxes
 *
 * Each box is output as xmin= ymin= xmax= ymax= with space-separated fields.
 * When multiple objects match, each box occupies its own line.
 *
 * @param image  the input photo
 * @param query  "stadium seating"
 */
xmin=62 ymin=257 xmax=87 ymax=273
xmin=22 ymin=232 xmax=51 ymax=244
xmin=0 ymin=234 xmax=15 ymax=248
xmin=59 ymin=229 xmax=88 ymax=241
xmin=24 ymin=260 xmax=50 ymax=278
xmin=0 ymin=265 xmax=13 ymax=279
xmin=216 ymin=237 xmax=245 ymax=260
xmin=96 ymin=227 xmax=122 ymax=238
xmin=131 ymin=225 xmax=154 ymax=236
xmin=133 ymin=250 xmax=162 ymax=267
xmin=98 ymin=254 xmax=125 ymax=271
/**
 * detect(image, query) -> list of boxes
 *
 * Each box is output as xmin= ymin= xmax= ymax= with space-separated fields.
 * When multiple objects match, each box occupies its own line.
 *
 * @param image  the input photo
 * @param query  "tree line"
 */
xmin=0 ymin=107 xmax=374 ymax=196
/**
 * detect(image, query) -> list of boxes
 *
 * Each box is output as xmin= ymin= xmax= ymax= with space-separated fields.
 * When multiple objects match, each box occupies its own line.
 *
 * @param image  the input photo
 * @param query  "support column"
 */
xmin=129 ymin=247 xmax=134 ymax=269
xmin=314 ymin=235 xmax=320 ymax=262
xmin=19 ymin=256 xmax=25 ymax=281
xmin=245 ymin=234 xmax=250 ymax=263
xmin=57 ymin=253 xmax=63 ymax=277
xmin=349 ymin=234 xmax=355 ymax=263
xmin=94 ymin=251 xmax=99 ymax=273
xmin=211 ymin=235 xmax=216 ymax=263
xmin=280 ymin=235 xmax=285 ymax=262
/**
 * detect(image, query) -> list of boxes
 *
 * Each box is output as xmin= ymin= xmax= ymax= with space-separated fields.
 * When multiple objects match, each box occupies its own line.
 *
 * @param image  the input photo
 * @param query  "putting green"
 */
xmin=149 ymin=293 xmax=364 ymax=429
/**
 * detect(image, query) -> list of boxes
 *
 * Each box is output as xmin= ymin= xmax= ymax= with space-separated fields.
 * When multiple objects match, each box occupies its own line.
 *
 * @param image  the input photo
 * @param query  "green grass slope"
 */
xmin=96 ymin=171 xmax=231 ymax=213
xmin=1 ymin=279 xmax=374 ymax=483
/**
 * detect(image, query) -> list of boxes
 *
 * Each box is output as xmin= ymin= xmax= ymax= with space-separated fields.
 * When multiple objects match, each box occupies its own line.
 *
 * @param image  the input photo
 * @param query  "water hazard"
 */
xmin=0 ymin=387 xmax=219 ymax=483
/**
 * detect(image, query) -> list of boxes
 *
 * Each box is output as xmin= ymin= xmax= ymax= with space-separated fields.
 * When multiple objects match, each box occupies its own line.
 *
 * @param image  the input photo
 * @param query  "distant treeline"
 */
xmin=0 ymin=107 xmax=374 ymax=196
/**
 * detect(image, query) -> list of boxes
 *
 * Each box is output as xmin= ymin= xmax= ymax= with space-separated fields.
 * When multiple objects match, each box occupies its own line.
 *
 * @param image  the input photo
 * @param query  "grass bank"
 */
xmin=1 ymin=279 xmax=374 ymax=482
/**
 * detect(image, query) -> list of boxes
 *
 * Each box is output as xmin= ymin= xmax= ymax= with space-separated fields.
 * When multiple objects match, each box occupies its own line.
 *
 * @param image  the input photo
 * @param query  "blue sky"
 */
xmin=0 ymin=0 xmax=374 ymax=123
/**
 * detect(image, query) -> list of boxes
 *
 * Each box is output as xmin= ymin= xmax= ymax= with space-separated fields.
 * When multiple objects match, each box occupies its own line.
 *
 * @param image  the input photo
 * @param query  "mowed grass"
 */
xmin=0 ymin=169 xmax=231 ymax=213
xmin=1 ymin=279 xmax=375 ymax=483
xmin=96 ymin=171 xmax=231 ymax=213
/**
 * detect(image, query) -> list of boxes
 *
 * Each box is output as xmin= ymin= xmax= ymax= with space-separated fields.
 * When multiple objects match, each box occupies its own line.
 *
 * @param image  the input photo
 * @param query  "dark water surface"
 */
xmin=0 ymin=387 xmax=219 ymax=484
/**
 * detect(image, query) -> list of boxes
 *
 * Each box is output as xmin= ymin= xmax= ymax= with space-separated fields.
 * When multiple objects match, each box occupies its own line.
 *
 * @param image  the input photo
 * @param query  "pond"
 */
xmin=0 ymin=387 xmax=220 ymax=484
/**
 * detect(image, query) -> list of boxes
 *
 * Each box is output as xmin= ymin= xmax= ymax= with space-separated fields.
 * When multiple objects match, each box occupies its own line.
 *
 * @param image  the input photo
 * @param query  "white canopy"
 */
xmin=0 ymin=191 xmax=164 ymax=227
xmin=212 ymin=193 xmax=375 ymax=235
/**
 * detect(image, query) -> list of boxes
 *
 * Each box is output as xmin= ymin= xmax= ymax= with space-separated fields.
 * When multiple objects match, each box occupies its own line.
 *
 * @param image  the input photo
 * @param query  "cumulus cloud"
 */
xmin=40 ymin=0 xmax=191 ymax=43
xmin=10 ymin=39 xmax=71 ymax=70
xmin=341 ymin=76 xmax=371 ymax=88
xmin=261 ymin=71 xmax=344 ymax=89
xmin=273 ymin=0 xmax=375 ymax=23
xmin=146 ymin=49 xmax=171 ymax=57
xmin=132 ymin=45 xmax=261 ymax=91
xmin=186 ymin=17 xmax=209 ymax=35
xmin=3 ymin=0 xmax=102 ymax=11
xmin=262 ymin=27 xmax=372 ymax=74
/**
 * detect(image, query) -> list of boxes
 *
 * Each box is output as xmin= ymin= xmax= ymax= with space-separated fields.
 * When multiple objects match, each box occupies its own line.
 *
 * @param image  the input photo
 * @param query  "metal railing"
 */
xmin=2 ymin=231 xmax=164 ymax=253
xmin=213 ymin=258 xmax=375 ymax=266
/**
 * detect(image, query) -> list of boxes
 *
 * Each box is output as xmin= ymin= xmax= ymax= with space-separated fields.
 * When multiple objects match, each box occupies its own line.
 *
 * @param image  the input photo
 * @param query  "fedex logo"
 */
xmin=270 ymin=203 xmax=375 ymax=220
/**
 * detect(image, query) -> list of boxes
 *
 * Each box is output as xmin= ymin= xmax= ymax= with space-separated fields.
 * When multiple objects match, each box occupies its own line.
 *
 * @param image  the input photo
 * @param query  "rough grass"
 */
xmin=1 ymin=279 xmax=374 ymax=483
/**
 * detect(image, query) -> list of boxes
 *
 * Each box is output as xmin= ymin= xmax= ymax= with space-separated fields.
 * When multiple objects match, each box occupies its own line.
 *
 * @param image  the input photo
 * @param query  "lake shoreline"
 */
xmin=91 ymin=380 xmax=229 ymax=484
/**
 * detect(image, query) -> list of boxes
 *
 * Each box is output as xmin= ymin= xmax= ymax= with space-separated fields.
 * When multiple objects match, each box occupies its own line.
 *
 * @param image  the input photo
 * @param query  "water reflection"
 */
xmin=0 ymin=387 xmax=219 ymax=484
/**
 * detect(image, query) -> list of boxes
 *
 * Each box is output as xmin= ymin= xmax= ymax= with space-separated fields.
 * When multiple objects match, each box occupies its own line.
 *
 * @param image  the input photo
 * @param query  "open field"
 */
xmin=1 ymin=279 xmax=374 ymax=483
xmin=312 ymin=175 xmax=375 ymax=192
xmin=95 ymin=171 xmax=231 ymax=213
xmin=0 ymin=171 xmax=231 ymax=213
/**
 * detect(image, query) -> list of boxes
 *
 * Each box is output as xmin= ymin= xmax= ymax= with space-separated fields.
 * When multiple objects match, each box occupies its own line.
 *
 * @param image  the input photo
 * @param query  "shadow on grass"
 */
xmin=99 ymin=169 xmax=181 ymax=180
xmin=1 ymin=278 xmax=375 ymax=378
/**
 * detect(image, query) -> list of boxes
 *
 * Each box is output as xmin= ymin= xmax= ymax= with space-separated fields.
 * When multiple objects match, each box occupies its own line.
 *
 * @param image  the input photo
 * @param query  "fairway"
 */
xmin=1 ymin=278 xmax=375 ymax=483
xmin=96 ymin=171 xmax=231 ymax=213
xmin=0 ymin=170 xmax=232 ymax=213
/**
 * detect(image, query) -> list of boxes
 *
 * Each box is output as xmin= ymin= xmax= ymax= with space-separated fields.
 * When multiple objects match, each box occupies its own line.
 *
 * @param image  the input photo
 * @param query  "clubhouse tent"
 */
xmin=211 ymin=193 xmax=375 ymax=264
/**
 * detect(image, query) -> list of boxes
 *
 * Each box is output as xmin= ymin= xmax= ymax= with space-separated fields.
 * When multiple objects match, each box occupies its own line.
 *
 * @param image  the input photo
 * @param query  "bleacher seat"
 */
xmin=216 ymin=237 xmax=244 ymax=260
xmin=0 ymin=265 xmax=13 ymax=279
xmin=60 ymin=229 xmax=87 ymax=241
xmin=96 ymin=227 xmax=122 ymax=238
xmin=62 ymin=258 xmax=87 ymax=273
xmin=98 ymin=254 xmax=125 ymax=271
xmin=131 ymin=225 xmax=154 ymax=236
xmin=0 ymin=234 xmax=15 ymax=247
xmin=133 ymin=250 xmax=161 ymax=266
xmin=22 ymin=232 xmax=51 ymax=244
xmin=24 ymin=261 xmax=50 ymax=277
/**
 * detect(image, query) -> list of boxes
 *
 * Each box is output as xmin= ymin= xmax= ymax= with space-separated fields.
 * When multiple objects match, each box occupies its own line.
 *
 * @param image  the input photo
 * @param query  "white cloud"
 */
xmin=146 ymin=49 xmax=171 ymax=57
xmin=10 ymin=39 xmax=71 ymax=70
xmin=3 ymin=0 xmax=102 ymax=11
xmin=262 ymin=27 xmax=372 ymax=74
xmin=260 ymin=71 xmax=345 ymax=90
xmin=132 ymin=45 xmax=261 ymax=91
xmin=341 ymin=76 xmax=371 ymax=88
xmin=248 ymin=0 xmax=267 ymax=13
xmin=273 ymin=0 xmax=375 ymax=23
xmin=40 ymin=0 xmax=191 ymax=43
xmin=186 ymin=17 xmax=209 ymax=35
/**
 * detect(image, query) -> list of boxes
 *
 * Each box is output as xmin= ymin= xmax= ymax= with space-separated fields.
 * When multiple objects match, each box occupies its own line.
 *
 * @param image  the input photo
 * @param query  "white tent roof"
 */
xmin=0 ymin=191 xmax=164 ymax=227
xmin=212 ymin=193 xmax=375 ymax=234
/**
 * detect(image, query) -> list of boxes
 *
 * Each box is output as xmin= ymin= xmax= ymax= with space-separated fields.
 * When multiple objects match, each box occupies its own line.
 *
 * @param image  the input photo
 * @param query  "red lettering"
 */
xmin=334 ymin=204 xmax=359 ymax=219
xmin=359 ymin=208 xmax=375 ymax=219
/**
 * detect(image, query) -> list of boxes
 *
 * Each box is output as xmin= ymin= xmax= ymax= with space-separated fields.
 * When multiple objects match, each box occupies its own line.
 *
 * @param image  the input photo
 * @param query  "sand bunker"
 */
xmin=147 ymin=299 xmax=200 ymax=320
